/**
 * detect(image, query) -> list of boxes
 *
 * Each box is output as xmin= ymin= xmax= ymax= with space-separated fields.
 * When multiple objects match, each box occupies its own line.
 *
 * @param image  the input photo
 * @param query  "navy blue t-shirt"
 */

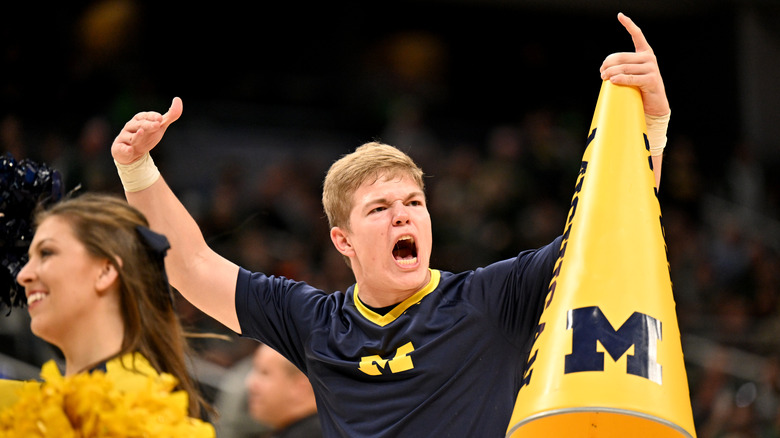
xmin=235 ymin=236 xmax=562 ymax=438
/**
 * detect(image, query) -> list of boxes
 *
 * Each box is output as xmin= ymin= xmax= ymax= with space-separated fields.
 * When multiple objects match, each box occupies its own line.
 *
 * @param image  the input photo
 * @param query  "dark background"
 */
xmin=2 ymin=1 xmax=750 ymax=168
xmin=2 ymin=1 xmax=780 ymax=436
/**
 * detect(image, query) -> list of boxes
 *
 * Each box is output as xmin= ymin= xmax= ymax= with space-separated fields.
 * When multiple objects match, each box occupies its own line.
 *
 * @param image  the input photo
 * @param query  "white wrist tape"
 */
xmin=114 ymin=153 xmax=160 ymax=192
xmin=645 ymin=111 xmax=670 ymax=157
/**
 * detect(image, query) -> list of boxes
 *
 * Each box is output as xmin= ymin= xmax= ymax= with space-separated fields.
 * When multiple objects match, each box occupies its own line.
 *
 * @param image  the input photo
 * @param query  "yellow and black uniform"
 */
xmin=236 ymin=236 xmax=562 ymax=438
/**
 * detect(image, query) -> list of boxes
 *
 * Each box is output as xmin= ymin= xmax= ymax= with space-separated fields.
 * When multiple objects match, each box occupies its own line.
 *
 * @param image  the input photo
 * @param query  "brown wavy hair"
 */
xmin=33 ymin=192 xmax=209 ymax=418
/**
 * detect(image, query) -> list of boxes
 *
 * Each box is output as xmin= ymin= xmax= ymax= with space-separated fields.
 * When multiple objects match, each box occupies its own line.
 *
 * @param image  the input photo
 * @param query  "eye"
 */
xmin=39 ymin=248 xmax=54 ymax=258
xmin=369 ymin=206 xmax=386 ymax=214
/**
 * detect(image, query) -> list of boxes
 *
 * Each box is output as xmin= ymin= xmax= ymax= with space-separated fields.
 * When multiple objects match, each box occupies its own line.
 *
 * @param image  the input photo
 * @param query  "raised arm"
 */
xmin=111 ymin=98 xmax=242 ymax=333
xmin=600 ymin=12 xmax=670 ymax=189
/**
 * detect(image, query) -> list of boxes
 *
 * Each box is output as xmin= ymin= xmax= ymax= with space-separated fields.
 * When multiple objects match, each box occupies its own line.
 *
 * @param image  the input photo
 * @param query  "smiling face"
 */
xmin=330 ymin=172 xmax=432 ymax=306
xmin=16 ymin=216 xmax=115 ymax=348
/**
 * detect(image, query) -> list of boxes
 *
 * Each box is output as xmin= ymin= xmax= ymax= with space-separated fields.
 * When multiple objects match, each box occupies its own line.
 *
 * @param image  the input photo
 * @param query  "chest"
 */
xmin=307 ymin=294 xmax=521 ymax=389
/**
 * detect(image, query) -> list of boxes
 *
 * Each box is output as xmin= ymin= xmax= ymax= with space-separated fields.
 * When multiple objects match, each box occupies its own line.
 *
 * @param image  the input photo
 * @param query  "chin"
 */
xmin=396 ymin=267 xmax=429 ymax=286
xmin=29 ymin=323 xmax=54 ymax=346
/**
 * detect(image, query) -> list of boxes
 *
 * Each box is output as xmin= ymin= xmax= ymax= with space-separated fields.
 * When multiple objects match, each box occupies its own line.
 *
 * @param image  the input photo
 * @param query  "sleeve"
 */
xmin=470 ymin=235 xmax=563 ymax=346
xmin=234 ymin=267 xmax=332 ymax=371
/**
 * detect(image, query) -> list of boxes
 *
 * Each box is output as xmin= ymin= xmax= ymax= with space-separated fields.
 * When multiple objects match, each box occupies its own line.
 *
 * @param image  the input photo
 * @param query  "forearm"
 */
xmin=652 ymin=155 xmax=662 ymax=190
xmin=125 ymin=175 xmax=241 ymax=332
xmin=112 ymin=98 xmax=242 ymax=332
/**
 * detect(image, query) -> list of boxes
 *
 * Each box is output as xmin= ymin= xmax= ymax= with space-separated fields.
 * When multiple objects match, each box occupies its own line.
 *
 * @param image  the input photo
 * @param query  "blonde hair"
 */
xmin=322 ymin=142 xmax=425 ymax=230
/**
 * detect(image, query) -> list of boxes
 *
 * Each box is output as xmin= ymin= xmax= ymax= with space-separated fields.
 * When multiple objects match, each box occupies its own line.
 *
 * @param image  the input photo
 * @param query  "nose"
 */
xmin=392 ymin=203 xmax=410 ymax=226
xmin=16 ymin=260 xmax=33 ymax=287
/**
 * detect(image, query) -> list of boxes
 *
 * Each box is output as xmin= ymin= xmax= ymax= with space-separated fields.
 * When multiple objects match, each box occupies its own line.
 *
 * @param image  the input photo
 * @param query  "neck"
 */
xmin=357 ymin=290 xmax=413 ymax=308
xmin=355 ymin=270 xmax=431 ymax=308
xmin=59 ymin=312 xmax=125 ymax=376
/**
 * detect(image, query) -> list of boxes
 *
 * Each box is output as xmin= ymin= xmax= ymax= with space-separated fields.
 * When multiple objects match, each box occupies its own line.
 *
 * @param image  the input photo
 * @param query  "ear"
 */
xmin=95 ymin=258 xmax=120 ymax=295
xmin=330 ymin=226 xmax=355 ymax=257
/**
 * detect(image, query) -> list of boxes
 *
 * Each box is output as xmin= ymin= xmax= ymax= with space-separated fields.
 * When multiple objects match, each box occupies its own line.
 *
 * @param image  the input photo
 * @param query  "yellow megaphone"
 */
xmin=506 ymin=81 xmax=696 ymax=438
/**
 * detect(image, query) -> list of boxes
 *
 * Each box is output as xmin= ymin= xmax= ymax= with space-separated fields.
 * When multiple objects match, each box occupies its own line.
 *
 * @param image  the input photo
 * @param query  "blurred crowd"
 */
xmin=2 ymin=2 xmax=780 ymax=436
xmin=2 ymin=96 xmax=779 ymax=436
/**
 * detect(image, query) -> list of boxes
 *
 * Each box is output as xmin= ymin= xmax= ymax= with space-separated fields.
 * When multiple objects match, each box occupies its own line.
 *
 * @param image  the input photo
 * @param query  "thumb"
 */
xmin=162 ymin=97 xmax=183 ymax=127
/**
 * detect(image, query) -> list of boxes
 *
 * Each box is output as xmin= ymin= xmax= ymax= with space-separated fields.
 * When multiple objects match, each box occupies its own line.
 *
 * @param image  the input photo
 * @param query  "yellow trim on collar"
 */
xmin=354 ymin=269 xmax=441 ymax=327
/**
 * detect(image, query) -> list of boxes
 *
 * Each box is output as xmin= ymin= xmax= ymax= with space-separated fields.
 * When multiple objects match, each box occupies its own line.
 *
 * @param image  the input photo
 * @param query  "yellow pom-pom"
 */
xmin=0 ymin=354 xmax=215 ymax=438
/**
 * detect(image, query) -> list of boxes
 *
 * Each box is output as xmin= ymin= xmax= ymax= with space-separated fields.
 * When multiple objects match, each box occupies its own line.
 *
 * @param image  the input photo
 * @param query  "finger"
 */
xmin=123 ymin=118 xmax=162 ymax=136
xmin=129 ymin=128 xmax=145 ymax=144
xmin=113 ymin=128 xmax=144 ymax=150
xmin=607 ymin=69 xmax=661 ymax=90
xmin=114 ymin=130 xmax=136 ymax=145
xmin=601 ymin=66 xmax=651 ymax=85
xmin=606 ymin=73 xmax=639 ymax=87
xmin=133 ymin=111 xmax=165 ymax=123
xmin=605 ymin=60 xmax=654 ymax=76
xmin=600 ymin=52 xmax=656 ymax=77
xmin=600 ymin=60 xmax=634 ymax=80
xmin=162 ymin=97 xmax=183 ymax=127
xmin=600 ymin=53 xmax=626 ymax=74
xmin=617 ymin=12 xmax=651 ymax=53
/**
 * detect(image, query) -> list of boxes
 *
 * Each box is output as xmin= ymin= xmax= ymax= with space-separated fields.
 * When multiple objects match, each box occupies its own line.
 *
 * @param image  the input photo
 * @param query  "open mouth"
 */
xmin=27 ymin=292 xmax=48 ymax=306
xmin=393 ymin=236 xmax=418 ymax=265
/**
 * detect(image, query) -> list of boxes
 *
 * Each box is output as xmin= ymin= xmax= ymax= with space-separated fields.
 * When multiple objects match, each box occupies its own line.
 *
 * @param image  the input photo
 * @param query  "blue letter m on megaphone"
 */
xmin=565 ymin=306 xmax=662 ymax=384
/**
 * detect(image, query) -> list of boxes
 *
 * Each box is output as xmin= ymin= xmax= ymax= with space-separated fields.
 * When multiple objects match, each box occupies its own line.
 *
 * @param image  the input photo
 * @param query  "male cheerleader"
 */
xmin=111 ymin=13 xmax=669 ymax=437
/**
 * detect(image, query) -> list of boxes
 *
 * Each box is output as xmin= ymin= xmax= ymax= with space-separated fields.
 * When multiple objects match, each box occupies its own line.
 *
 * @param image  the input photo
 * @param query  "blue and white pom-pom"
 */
xmin=0 ymin=153 xmax=64 ymax=312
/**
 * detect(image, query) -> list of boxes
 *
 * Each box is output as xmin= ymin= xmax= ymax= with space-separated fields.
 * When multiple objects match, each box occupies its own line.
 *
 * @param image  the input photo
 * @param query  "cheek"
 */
xmin=353 ymin=228 xmax=388 ymax=259
xmin=245 ymin=373 xmax=259 ymax=391
xmin=251 ymin=376 xmax=277 ymax=395
xmin=43 ymin=258 xmax=90 ymax=285
xmin=48 ymin=272 xmax=100 ymax=319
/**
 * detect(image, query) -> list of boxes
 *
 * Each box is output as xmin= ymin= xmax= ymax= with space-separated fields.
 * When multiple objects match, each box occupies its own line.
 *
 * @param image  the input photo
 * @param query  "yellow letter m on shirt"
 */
xmin=358 ymin=342 xmax=415 ymax=376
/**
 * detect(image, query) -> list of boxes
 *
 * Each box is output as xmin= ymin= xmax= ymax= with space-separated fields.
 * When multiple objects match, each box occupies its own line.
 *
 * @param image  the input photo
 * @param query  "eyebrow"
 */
xmin=27 ymin=238 xmax=54 ymax=256
xmin=364 ymin=191 xmax=425 ymax=208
